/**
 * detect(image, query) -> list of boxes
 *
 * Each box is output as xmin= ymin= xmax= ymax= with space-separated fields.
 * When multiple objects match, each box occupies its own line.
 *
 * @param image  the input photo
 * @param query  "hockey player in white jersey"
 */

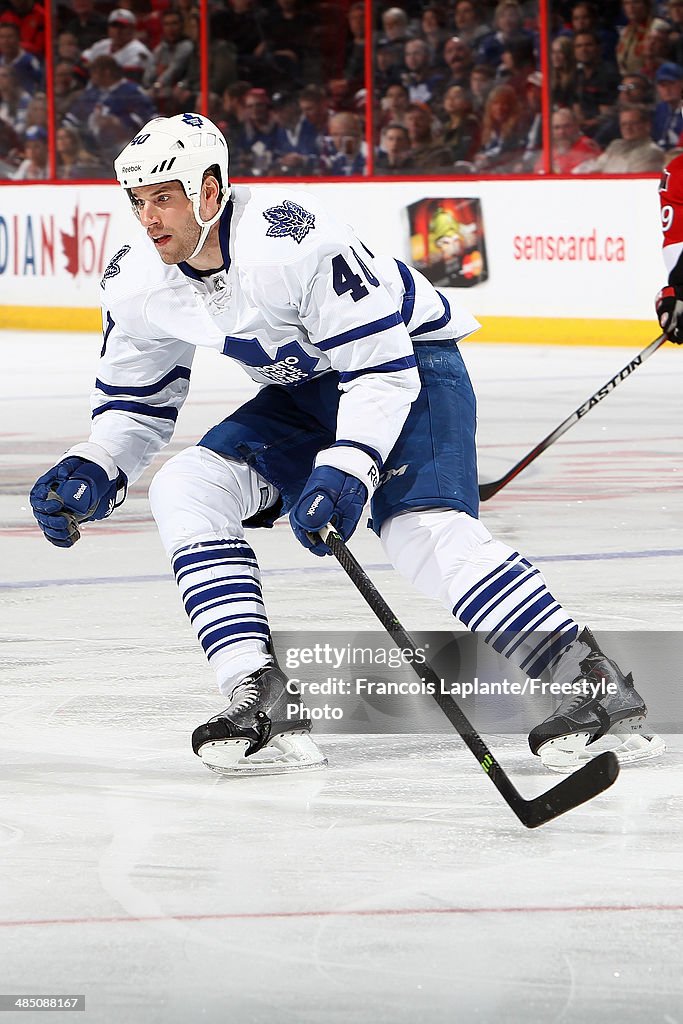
xmin=30 ymin=113 xmax=662 ymax=776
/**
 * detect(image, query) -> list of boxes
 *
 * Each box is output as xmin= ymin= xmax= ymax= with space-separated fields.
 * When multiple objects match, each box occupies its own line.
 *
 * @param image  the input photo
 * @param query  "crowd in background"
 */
xmin=1 ymin=0 xmax=682 ymax=180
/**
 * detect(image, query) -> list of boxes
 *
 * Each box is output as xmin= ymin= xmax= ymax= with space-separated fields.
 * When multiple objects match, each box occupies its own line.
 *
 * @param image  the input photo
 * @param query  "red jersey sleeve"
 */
xmin=659 ymin=153 xmax=683 ymax=247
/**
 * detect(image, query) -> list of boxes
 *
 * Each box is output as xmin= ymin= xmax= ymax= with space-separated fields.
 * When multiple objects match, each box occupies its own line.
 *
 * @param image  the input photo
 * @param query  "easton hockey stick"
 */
xmin=478 ymin=333 xmax=667 ymax=501
xmin=318 ymin=524 xmax=619 ymax=829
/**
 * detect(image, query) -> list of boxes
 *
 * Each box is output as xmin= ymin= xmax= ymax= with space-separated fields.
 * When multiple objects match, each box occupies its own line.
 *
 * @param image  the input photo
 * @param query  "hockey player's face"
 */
xmin=130 ymin=182 xmax=200 ymax=265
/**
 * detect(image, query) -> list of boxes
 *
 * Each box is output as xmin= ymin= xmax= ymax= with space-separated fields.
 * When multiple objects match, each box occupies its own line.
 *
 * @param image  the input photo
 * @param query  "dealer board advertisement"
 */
xmin=0 ymin=178 xmax=663 ymax=330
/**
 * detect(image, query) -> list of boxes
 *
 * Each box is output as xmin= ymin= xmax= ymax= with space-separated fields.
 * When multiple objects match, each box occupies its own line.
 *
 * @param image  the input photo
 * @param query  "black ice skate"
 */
xmin=529 ymin=628 xmax=664 ymax=773
xmin=192 ymin=665 xmax=327 ymax=776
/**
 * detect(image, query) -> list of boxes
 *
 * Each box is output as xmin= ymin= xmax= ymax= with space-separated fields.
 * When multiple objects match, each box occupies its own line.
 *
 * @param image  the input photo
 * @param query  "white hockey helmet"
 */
xmin=114 ymin=112 xmax=230 ymax=258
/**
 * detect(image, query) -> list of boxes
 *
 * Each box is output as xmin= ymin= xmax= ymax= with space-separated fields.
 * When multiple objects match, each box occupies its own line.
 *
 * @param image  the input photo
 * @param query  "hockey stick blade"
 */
xmin=478 ymin=334 xmax=667 ymax=501
xmin=319 ymin=525 xmax=620 ymax=828
xmin=518 ymin=750 xmax=619 ymax=829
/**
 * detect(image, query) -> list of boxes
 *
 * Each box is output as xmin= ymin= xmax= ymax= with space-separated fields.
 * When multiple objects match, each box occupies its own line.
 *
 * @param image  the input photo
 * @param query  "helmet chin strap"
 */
xmin=188 ymin=190 xmax=230 ymax=261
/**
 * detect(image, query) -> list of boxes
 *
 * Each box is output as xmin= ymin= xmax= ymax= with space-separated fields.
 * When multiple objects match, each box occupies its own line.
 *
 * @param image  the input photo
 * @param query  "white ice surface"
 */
xmin=1 ymin=331 xmax=682 ymax=1023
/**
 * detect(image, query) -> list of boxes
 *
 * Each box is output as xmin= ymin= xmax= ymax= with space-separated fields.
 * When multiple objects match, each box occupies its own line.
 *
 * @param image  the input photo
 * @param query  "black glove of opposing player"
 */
xmin=655 ymin=285 xmax=683 ymax=343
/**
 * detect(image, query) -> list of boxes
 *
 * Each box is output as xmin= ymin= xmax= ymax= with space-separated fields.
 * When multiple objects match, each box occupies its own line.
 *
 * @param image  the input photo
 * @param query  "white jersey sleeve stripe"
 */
xmin=92 ymin=399 xmax=180 ymax=422
xmin=395 ymin=260 xmax=416 ymax=324
xmin=410 ymin=292 xmax=452 ymax=337
xmin=338 ymin=354 xmax=417 ymax=383
xmin=317 ymin=311 xmax=403 ymax=352
xmin=95 ymin=365 xmax=191 ymax=398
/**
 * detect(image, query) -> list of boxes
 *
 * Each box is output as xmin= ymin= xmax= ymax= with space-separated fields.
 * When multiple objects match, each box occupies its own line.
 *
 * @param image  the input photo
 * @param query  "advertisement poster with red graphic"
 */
xmin=407 ymin=197 xmax=488 ymax=288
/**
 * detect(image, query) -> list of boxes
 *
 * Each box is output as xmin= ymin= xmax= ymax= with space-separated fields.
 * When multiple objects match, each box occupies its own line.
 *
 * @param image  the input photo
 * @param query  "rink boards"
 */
xmin=0 ymin=177 xmax=663 ymax=346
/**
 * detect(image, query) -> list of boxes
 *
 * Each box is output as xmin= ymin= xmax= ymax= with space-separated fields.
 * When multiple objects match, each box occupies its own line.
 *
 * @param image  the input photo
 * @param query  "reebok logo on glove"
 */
xmin=73 ymin=483 xmax=87 ymax=501
xmin=306 ymin=494 xmax=325 ymax=516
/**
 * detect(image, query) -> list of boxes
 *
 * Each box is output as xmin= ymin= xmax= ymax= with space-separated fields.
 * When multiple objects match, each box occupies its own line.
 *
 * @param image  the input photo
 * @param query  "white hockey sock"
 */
xmin=381 ymin=509 xmax=579 ymax=678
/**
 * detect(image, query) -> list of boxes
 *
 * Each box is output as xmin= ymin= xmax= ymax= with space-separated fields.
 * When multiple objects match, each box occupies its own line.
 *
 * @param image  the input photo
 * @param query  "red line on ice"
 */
xmin=0 ymin=904 xmax=682 ymax=929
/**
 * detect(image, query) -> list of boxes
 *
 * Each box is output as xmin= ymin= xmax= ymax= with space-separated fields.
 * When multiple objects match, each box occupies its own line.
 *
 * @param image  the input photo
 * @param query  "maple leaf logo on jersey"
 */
xmin=100 ymin=246 xmax=131 ymax=289
xmin=263 ymin=201 xmax=315 ymax=244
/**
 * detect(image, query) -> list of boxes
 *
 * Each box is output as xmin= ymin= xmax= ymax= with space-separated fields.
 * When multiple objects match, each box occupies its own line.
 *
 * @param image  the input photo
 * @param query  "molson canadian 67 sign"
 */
xmin=0 ymin=201 xmax=113 ymax=280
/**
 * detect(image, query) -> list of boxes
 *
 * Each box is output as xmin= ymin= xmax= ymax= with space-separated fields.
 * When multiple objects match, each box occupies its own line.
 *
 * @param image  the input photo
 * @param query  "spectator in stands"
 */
xmin=477 ymin=0 xmax=532 ymax=69
xmin=440 ymin=35 xmax=475 ymax=91
xmin=22 ymin=87 xmax=45 ymax=132
xmin=578 ymin=102 xmax=665 ymax=171
xmin=343 ymin=1 xmax=365 ymax=93
xmin=64 ymin=54 xmax=156 ymax=165
xmin=326 ymin=77 xmax=354 ymax=115
xmin=0 ymin=0 xmax=44 ymax=58
xmin=440 ymin=83 xmax=480 ymax=162
xmin=0 ymin=20 xmax=41 ymax=93
xmin=378 ymin=81 xmax=410 ymax=134
xmin=270 ymin=89 xmax=320 ymax=174
xmin=214 ymin=80 xmax=251 ymax=148
xmin=616 ymin=0 xmax=654 ymax=76
xmin=497 ymin=34 xmax=536 ymax=92
xmin=544 ymin=105 xmax=601 ymax=173
xmin=171 ymin=9 xmax=201 ymax=111
xmin=419 ymin=5 xmax=449 ymax=64
xmin=12 ymin=121 xmax=47 ymax=178
xmin=404 ymin=101 xmax=453 ymax=171
xmin=211 ymin=0 xmax=265 ymax=85
xmin=0 ymin=63 xmax=30 ymax=134
xmin=256 ymin=0 xmax=313 ymax=91
xmin=668 ymin=0 xmax=683 ymax=67
xmin=0 ymin=114 xmax=20 ymax=176
xmin=375 ymin=121 xmax=414 ymax=172
xmin=82 ymin=9 xmax=152 ymax=83
xmin=474 ymin=82 xmax=528 ymax=172
xmin=566 ymin=1 xmax=618 ymax=63
xmin=143 ymin=8 xmax=194 ymax=114
xmin=652 ymin=61 xmax=683 ymax=149
xmin=298 ymin=83 xmax=329 ymax=138
xmin=56 ymin=122 xmax=106 ymax=178
xmin=377 ymin=6 xmax=413 ymax=68
xmin=319 ymin=110 xmax=366 ymax=175
xmin=233 ymin=86 xmax=279 ymax=176
xmin=517 ymin=69 xmax=543 ymax=171
xmin=469 ymin=62 xmax=495 ymax=115
xmin=452 ymin=0 xmax=492 ymax=51
xmin=56 ymin=30 xmax=81 ymax=65
xmin=573 ymin=30 xmax=619 ymax=137
xmin=640 ymin=17 xmax=674 ymax=79
xmin=54 ymin=60 xmax=84 ymax=119
xmin=591 ymin=69 xmax=652 ymax=146
xmin=550 ymin=34 xmax=577 ymax=109
xmin=61 ymin=0 xmax=107 ymax=51
xmin=401 ymin=37 xmax=444 ymax=104
xmin=374 ymin=38 xmax=403 ymax=94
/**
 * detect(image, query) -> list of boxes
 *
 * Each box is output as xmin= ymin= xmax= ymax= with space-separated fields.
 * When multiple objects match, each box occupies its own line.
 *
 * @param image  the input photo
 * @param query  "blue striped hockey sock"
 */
xmin=453 ymin=549 xmax=579 ymax=679
xmin=171 ymin=537 xmax=271 ymax=693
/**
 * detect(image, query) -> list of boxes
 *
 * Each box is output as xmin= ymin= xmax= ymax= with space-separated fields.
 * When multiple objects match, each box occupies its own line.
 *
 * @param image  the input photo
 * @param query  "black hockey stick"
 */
xmin=317 ymin=524 xmax=619 ymax=829
xmin=478 ymin=333 xmax=667 ymax=501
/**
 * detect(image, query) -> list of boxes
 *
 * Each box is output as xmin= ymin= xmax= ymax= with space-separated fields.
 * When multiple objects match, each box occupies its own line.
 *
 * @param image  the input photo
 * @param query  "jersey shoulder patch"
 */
xmin=262 ymin=199 xmax=316 ymax=244
xmin=100 ymin=245 xmax=132 ymax=289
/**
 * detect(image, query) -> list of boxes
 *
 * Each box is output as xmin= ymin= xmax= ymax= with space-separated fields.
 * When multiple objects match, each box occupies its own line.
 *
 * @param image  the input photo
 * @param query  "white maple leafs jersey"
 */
xmin=91 ymin=184 xmax=480 ymax=483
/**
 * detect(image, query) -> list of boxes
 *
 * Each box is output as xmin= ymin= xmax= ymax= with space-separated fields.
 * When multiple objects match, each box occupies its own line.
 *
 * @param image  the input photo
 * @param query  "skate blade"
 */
xmin=540 ymin=717 xmax=665 ymax=774
xmin=199 ymin=730 xmax=328 ymax=777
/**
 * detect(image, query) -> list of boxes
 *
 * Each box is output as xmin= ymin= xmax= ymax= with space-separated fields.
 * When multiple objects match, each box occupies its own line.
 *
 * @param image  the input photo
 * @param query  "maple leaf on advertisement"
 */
xmin=60 ymin=208 xmax=79 ymax=277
